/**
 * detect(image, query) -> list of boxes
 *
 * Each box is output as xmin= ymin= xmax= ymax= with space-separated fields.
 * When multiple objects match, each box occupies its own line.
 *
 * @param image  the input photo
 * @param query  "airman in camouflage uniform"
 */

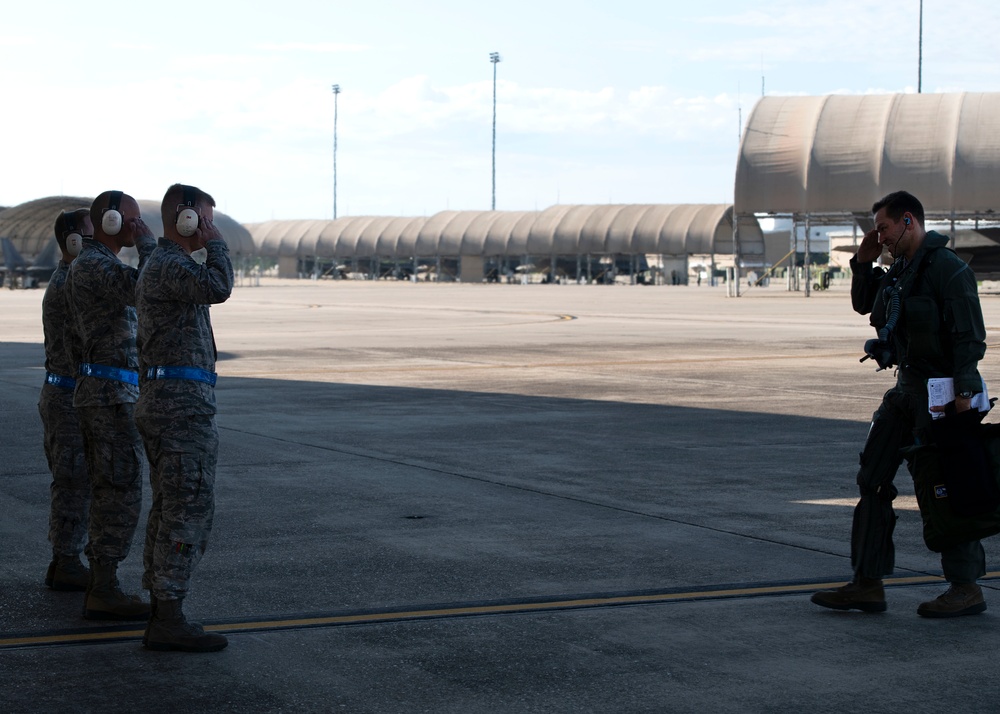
xmin=38 ymin=209 xmax=92 ymax=591
xmin=65 ymin=190 xmax=156 ymax=621
xmin=137 ymin=184 xmax=233 ymax=652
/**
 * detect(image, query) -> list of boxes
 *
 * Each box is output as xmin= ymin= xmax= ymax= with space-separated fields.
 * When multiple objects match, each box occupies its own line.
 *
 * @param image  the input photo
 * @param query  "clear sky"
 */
xmin=2 ymin=1 xmax=998 ymax=223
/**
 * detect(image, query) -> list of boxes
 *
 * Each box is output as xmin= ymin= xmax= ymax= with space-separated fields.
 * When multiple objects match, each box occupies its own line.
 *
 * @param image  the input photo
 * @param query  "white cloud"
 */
xmin=5 ymin=0 xmax=1000 ymax=222
xmin=0 ymin=35 xmax=34 ymax=47
xmin=686 ymin=0 xmax=1000 ymax=71
xmin=256 ymin=42 xmax=369 ymax=53
xmin=0 ymin=64 xmax=745 ymax=220
xmin=327 ymin=77 xmax=739 ymax=144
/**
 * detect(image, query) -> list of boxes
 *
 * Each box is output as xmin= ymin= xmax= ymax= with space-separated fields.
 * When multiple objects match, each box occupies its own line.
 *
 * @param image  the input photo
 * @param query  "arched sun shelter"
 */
xmin=246 ymin=204 xmax=760 ymax=283
xmin=0 ymin=195 xmax=255 ymax=274
xmin=735 ymin=92 xmax=1000 ymax=294
xmin=375 ymin=217 xmax=424 ymax=258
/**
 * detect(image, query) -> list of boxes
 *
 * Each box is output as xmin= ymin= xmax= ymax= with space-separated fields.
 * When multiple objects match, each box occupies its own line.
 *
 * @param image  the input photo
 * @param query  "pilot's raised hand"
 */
xmin=855 ymin=228 xmax=882 ymax=264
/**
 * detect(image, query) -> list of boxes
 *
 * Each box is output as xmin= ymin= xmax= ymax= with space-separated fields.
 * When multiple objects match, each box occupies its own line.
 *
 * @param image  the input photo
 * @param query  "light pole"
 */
xmin=331 ymin=84 xmax=341 ymax=219
xmin=490 ymin=52 xmax=501 ymax=210
xmin=918 ymin=0 xmax=923 ymax=93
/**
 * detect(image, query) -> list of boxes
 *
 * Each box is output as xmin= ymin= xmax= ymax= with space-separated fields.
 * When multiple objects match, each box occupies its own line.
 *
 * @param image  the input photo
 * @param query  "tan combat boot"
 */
xmin=144 ymin=598 xmax=228 ymax=653
xmin=917 ymin=583 xmax=987 ymax=618
xmin=83 ymin=561 xmax=151 ymax=621
xmin=45 ymin=554 xmax=89 ymax=591
xmin=810 ymin=576 xmax=887 ymax=613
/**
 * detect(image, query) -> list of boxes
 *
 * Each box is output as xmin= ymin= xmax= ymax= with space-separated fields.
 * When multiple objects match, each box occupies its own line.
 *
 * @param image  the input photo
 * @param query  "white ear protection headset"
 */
xmin=176 ymin=185 xmax=200 ymax=237
xmin=101 ymin=191 xmax=124 ymax=236
xmin=61 ymin=211 xmax=84 ymax=257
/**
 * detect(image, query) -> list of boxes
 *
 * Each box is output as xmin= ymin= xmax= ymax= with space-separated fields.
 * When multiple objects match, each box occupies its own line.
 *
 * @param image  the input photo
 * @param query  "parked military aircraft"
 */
xmin=832 ymin=226 xmax=1000 ymax=279
xmin=1 ymin=237 xmax=59 ymax=289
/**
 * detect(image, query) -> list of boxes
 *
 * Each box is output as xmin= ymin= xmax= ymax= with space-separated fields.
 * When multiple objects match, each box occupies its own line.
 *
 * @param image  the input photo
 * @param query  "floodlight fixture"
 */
xmin=490 ymin=53 xmax=501 ymax=210
xmin=332 ymin=84 xmax=341 ymax=219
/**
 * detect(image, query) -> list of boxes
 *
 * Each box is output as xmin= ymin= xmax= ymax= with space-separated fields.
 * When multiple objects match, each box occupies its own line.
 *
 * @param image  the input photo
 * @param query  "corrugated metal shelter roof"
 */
xmin=0 ymin=195 xmax=256 ymax=258
xmin=0 ymin=196 xmax=94 ymax=256
xmin=248 ymin=205 xmax=757 ymax=260
xmin=735 ymin=92 xmax=1000 ymax=218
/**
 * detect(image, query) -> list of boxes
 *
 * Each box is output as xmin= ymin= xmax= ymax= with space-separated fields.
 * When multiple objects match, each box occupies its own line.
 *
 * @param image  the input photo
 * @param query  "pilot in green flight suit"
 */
xmin=812 ymin=190 xmax=988 ymax=618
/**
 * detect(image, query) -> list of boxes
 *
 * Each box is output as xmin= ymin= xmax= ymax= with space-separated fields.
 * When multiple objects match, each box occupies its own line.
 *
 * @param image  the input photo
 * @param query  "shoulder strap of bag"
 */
xmin=903 ymin=244 xmax=947 ymax=300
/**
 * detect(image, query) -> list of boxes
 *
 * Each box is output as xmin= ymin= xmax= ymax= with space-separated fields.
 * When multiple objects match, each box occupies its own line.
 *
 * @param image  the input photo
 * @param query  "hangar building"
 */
xmin=734 ymin=92 xmax=1000 ymax=293
xmin=247 ymin=204 xmax=766 ymax=284
xmin=6 ymin=92 xmax=1000 ymax=290
xmin=0 ymin=195 xmax=255 ymax=267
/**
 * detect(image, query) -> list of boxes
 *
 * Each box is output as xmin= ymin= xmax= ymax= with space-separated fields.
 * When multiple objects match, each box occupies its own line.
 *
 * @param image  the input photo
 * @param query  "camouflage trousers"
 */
xmin=136 ymin=412 xmax=218 ymax=600
xmin=78 ymin=403 xmax=144 ymax=565
xmin=853 ymin=386 xmax=985 ymax=583
xmin=38 ymin=384 xmax=91 ymax=556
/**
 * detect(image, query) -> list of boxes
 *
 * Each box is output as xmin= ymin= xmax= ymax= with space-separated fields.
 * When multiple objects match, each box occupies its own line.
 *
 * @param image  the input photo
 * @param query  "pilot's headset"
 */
xmin=61 ymin=211 xmax=84 ymax=257
xmin=176 ymin=185 xmax=200 ymax=237
xmin=101 ymin=191 xmax=125 ymax=236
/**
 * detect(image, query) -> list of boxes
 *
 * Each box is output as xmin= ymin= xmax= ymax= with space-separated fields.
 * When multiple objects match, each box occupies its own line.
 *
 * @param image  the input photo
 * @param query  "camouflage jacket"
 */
xmin=65 ymin=235 xmax=156 ymax=407
xmin=41 ymin=261 xmax=77 ymax=379
xmin=135 ymin=238 xmax=234 ymax=417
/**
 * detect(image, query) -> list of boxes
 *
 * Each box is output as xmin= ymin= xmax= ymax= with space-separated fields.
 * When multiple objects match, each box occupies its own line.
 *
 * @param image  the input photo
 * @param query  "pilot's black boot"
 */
xmin=144 ymin=598 xmax=228 ymax=653
xmin=917 ymin=583 xmax=986 ymax=618
xmin=811 ymin=576 xmax=886 ymax=613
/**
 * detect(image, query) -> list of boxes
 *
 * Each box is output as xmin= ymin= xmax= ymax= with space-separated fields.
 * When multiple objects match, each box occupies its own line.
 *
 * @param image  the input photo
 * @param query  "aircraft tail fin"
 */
xmin=30 ymin=238 xmax=60 ymax=273
xmin=1 ymin=237 xmax=27 ymax=271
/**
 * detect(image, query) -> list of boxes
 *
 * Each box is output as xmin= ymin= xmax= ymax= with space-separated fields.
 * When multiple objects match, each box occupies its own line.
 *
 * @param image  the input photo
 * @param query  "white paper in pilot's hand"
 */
xmin=927 ymin=377 xmax=991 ymax=420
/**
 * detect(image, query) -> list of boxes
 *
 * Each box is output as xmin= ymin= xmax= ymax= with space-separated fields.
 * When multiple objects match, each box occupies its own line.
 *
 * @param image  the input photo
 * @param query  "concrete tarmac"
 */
xmin=3 ymin=280 xmax=1000 ymax=712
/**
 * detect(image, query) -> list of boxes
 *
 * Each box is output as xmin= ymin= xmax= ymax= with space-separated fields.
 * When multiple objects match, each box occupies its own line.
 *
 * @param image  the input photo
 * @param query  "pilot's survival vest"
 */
xmin=870 ymin=243 xmax=957 ymax=379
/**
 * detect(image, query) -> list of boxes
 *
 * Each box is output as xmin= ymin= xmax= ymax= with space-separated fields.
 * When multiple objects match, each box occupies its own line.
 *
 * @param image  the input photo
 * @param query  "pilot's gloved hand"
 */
xmin=863 ymin=338 xmax=895 ymax=371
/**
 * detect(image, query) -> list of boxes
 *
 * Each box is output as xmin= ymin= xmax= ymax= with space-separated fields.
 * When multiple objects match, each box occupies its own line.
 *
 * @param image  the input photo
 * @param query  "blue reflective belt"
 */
xmin=145 ymin=366 xmax=217 ymax=386
xmin=45 ymin=372 xmax=77 ymax=390
xmin=78 ymin=363 xmax=139 ymax=386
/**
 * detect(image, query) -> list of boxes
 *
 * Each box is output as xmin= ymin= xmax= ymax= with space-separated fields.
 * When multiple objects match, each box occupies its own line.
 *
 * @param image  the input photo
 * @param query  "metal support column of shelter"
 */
xmin=730 ymin=214 xmax=741 ymax=297
xmin=788 ymin=216 xmax=797 ymax=292
xmin=804 ymin=216 xmax=811 ymax=298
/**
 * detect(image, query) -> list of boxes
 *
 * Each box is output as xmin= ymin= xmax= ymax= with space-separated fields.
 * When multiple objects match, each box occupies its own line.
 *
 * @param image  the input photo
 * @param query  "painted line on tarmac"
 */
xmin=5 ymin=573 xmax=1000 ymax=650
